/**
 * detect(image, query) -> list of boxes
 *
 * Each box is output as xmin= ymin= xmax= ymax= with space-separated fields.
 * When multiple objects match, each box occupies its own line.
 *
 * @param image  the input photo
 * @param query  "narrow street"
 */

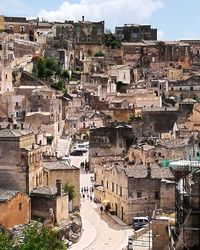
xmin=70 ymin=153 xmax=133 ymax=250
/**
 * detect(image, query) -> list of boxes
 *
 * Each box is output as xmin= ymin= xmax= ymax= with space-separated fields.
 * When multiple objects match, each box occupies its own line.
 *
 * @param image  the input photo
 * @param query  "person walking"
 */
xmin=100 ymin=206 xmax=103 ymax=215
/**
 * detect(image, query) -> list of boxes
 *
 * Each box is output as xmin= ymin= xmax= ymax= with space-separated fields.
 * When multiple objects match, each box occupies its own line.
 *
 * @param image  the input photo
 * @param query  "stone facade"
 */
xmin=94 ymin=164 xmax=175 ymax=224
xmin=30 ymin=184 xmax=68 ymax=223
xmin=0 ymin=189 xmax=30 ymax=229
xmin=115 ymin=24 xmax=157 ymax=42
xmin=43 ymin=160 xmax=80 ymax=210
xmin=0 ymin=128 xmax=44 ymax=193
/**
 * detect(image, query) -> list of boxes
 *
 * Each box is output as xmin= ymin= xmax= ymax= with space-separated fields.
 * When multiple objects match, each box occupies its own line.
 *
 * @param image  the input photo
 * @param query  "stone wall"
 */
xmin=160 ymin=180 xmax=175 ymax=210
xmin=44 ymin=169 xmax=80 ymax=210
xmin=152 ymin=218 xmax=170 ymax=250
xmin=0 ymin=192 xmax=30 ymax=228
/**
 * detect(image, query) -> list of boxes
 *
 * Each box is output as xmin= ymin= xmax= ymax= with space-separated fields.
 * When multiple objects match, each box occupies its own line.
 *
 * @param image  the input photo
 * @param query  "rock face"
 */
xmin=57 ymin=214 xmax=82 ymax=244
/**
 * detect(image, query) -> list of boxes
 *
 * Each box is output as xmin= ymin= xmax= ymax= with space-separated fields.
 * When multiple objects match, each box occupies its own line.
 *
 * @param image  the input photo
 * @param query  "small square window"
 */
xmin=137 ymin=192 xmax=142 ymax=198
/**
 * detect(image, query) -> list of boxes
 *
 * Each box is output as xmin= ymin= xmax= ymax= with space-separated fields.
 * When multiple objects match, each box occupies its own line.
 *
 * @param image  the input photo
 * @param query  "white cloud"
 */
xmin=38 ymin=0 xmax=164 ymax=30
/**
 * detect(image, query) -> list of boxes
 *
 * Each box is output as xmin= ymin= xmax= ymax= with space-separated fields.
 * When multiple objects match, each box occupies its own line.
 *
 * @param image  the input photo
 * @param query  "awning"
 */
xmin=102 ymin=199 xmax=110 ymax=204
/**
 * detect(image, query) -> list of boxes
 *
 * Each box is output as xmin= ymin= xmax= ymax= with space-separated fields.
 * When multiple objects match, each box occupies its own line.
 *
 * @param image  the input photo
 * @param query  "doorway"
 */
xmin=121 ymin=207 xmax=124 ymax=221
xmin=115 ymin=203 xmax=118 ymax=216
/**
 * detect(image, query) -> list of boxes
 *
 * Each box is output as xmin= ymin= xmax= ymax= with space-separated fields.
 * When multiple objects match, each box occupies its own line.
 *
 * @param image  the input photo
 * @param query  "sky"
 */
xmin=0 ymin=0 xmax=199 ymax=40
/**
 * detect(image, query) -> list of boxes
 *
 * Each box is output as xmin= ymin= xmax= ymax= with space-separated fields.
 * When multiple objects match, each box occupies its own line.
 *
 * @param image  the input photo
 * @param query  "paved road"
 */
xmin=81 ymin=199 xmax=133 ymax=250
xmin=70 ymin=152 xmax=133 ymax=250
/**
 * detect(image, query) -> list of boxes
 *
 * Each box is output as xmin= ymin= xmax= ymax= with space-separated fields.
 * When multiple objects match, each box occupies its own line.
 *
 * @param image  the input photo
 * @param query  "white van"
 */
xmin=133 ymin=217 xmax=149 ymax=230
xmin=72 ymin=142 xmax=89 ymax=152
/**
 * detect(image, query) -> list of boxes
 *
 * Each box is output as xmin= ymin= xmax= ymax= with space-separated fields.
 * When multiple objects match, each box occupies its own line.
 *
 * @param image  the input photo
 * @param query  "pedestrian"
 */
xmin=87 ymin=194 xmax=89 ymax=199
xmin=83 ymin=193 xmax=85 ymax=200
xmin=100 ymin=206 xmax=103 ymax=215
xmin=81 ymin=187 xmax=83 ymax=193
xmin=90 ymin=196 xmax=92 ymax=201
xmin=91 ymin=187 xmax=94 ymax=193
xmin=84 ymin=187 xmax=86 ymax=192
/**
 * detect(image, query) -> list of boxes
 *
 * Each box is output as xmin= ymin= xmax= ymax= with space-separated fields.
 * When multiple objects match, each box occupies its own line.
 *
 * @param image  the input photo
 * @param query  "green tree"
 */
xmin=64 ymin=183 xmax=76 ymax=201
xmin=62 ymin=70 xmax=69 ymax=80
xmin=20 ymin=223 xmax=67 ymax=250
xmin=50 ymin=80 xmax=65 ymax=91
xmin=104 ymin=33 xmax=121 ymax=49
xmin=0 ymin=228 xmax=14 ymax=250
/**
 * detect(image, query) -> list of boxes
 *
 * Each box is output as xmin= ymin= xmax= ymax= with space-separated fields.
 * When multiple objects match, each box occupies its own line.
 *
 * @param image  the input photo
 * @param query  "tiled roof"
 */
xmin=43 ymin=160 xmax=78 ymax=170
xmin=31 ymin=186 xmax=57 ymax=196
xmin=0 ymin=129 xmax=32 ymax=138
xmin=0 ymin=189 xmax=19 ymax=201
xmin=125 ymin=165 xmax=174 ymax=179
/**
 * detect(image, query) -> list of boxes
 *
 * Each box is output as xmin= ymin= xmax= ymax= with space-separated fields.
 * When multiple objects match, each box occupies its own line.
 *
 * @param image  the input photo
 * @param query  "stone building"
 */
xmin=43 ymin=159 xmax=80 ymax=210
xmin=167 ymin=76 xmax=200 ymax=101
xmin=30 ymin=180 xmax=68 ymax=223
xmin=115 ymin=24 xmax=157 ymax=42
xmin=127 ymin=138 xmax=193 ymax=165
xmin=54 ymin=17 xmax=105 ymax=45
xmin=0 ymin=127 xmax=44 ymax=193
xmin=94 ymin=163 xmax=175 ymax=224
xmin=0 ymin=189 xmax=30 ymax=229
xmin=0 ymin=16 xmax=29 ymax=38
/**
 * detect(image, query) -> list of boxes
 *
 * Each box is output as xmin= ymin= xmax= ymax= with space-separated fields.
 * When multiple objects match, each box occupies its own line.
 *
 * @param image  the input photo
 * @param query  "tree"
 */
xmin=0 ymin=223 xmax=67 ymax=250
xmin=64 ymin=183 xmax=76 ymax=201
xmin=104 ymin=33 xmax=121 ymax=49
xmin=0 ymin=228 xmax=14 ymax=250
xmin=62 ymin=70 xmax=70 ymax=80
xmin=20 ymin=223 xmax=67 ymax=250
xmin=50 ymin=80 xmax=65 ymax=91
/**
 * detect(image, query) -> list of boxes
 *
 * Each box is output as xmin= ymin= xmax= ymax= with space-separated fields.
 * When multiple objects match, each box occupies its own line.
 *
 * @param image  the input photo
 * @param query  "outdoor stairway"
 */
xmin=56 ymin=138 xmax=69 ymax=157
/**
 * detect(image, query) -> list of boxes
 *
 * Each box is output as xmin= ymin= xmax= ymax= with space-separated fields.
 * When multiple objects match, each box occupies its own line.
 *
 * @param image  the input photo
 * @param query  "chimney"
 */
xmin=56 ymin=179 xmax=62 ymax=196
xmin=82 ymin=16 xmax=85 ymax=22
xmin=147 ymin=162 xmax=151 ymax=178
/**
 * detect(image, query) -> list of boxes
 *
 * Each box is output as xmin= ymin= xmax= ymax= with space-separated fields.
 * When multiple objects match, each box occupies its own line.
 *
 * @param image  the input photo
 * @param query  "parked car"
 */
xmin=132 ymin=217 xmax=149 ymax=230
xmin=70 ymin=150 xmax=84 ymax=156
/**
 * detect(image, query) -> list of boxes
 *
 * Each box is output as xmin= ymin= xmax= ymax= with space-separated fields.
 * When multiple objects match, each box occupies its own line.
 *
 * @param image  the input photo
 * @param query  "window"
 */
xmin=5 ymin=74 xmax=7 ymax=80
xmin=112 ymin=182 xmax=114 ymax=192
xmin=137 ymin=191 xmax=142 ymax=198
xmin=116 ymin=184 xmax=118 ymax=194
xmin=190 ymin=86 xmax=193 ymax=91
xmin=16 ymin=102 xmax=18 ymax=107
xmin=155 ymin=191 xmax=160 ymax=200
xmin=120 ymin=186 xmax=122 ymax=196
xmin=19 ymin=203 xmax=22 ymax=210
xmin=107 ymin=181 xmax=108 ymax=189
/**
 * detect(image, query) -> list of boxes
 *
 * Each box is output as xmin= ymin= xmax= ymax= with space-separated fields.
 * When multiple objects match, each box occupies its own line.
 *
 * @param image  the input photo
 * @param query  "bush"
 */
xmin=94 ymin=51 xmax=105 ymax=57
